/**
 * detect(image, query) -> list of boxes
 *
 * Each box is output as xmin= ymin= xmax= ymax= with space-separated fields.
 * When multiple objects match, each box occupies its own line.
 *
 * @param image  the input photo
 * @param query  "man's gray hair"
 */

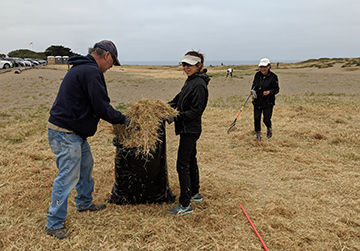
xmin=88 ymin=46 xmax=106 ymax=57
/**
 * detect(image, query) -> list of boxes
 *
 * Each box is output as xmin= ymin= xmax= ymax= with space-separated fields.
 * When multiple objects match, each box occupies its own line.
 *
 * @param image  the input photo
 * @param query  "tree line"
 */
xmin=2 ymin=45 xmax=80 ymax=59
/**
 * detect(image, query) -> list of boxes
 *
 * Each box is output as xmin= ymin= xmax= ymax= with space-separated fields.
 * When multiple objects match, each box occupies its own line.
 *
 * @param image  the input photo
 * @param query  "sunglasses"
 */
xmin=182 ymin=62 xmax=192 ymax=67
xmin=110 ymin=53 xmax=117 ymax=65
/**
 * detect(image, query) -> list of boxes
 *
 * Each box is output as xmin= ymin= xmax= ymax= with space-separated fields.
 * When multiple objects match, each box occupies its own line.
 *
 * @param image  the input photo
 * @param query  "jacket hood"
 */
xmin=188 ymin=71 xmax=211 ymax=85
xmin=68 ymin=54 xmax=98 ymax=67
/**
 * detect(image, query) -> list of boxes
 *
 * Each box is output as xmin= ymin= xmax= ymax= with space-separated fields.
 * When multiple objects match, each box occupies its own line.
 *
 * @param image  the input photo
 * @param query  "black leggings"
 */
xmin=254 ymin=106 xmax=273 ymax=132
xmin=176 ymin=133 xmax=201 ymax=207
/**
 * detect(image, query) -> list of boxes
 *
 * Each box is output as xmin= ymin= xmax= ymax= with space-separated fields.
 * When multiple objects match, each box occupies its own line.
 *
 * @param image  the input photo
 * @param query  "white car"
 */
xmin=20 ymin=59 xmax=32 ymax=66
xmin=0 ymin=59 xmax=13 ymax=69
xmin=24 ymin=58 xmax=40 ymax=66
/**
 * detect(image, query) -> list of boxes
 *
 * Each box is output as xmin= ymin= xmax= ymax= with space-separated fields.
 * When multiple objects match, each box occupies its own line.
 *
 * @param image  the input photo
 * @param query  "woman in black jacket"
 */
xmin=251 ymin=58 xmax=279 ymax=141
xmin=167 ymin=51 xmax=210 ymax=215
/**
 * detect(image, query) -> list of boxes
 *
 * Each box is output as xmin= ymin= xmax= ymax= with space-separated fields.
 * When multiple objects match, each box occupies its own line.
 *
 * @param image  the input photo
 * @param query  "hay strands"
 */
xmin=113 ymin=98 xmax=178 ymax=156
xmin=240 ymin=204 xmax=269 ymax=251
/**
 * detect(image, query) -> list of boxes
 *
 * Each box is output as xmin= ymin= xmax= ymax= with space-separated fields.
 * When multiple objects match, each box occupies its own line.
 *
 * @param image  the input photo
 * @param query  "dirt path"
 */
xmin=0 ymin=64 xmax=359 ymax=114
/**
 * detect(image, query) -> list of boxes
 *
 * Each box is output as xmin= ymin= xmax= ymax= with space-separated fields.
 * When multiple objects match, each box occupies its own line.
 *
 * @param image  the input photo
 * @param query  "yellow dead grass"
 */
xmin=0 ymin=64 xmax=360 ymax=250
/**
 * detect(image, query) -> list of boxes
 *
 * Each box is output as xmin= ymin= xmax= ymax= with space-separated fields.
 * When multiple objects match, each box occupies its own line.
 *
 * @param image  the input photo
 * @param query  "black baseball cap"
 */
xmin=94 ymin=40 xmax=121 ymax=66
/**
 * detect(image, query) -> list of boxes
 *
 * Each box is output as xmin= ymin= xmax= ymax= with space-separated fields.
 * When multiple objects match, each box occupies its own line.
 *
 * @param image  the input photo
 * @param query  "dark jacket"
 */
xmin=49 ymin=54 xmax=127 ymax=139
xmin=251 ymin=70 xmax=279 ymax=109
xmin=169 ymin=72 xmax=210 ymax=135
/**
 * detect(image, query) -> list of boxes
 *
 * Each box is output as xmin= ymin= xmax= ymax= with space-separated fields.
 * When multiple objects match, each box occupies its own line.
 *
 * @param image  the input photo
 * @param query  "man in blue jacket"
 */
xmin=45 ymin=40 xmax=128 ymax=239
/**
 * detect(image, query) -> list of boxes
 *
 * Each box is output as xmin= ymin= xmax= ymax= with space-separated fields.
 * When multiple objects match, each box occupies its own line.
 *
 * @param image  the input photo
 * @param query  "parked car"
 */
xmin=11 ymin=58 xmax=26 ymax=67
xmin=34 ymin=58 xmax=47 ymax=64
xmin=30 ymin=59 xmax=40 ymax=66
xmin=12 ymin=58 xmax=27 ymax=67
xmin=0 ymin=59 xmax=13 ymax=69
xmin=24 ymin=58 xmax=39 ymax=66
xmin=3 ymin=58 xmax=18 ymax=67
xmin=20 ymin=59 xmax=32 ymax=66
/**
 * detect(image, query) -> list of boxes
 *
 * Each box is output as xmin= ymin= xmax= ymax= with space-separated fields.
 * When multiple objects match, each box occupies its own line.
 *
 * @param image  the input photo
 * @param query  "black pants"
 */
xmin=176 ymin=133 xmax=200 ymax=207
xmin=254 ymin=106 xmax=273 ymax=132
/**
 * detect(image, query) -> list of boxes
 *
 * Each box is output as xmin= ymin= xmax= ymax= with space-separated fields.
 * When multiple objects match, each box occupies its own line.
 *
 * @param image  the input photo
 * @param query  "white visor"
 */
xmin=181 ymin=55 xmax=201 ymax=65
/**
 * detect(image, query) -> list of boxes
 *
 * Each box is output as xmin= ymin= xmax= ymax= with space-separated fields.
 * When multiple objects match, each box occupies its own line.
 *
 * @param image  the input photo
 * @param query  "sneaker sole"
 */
xmin=178 ymin=210 xmax=193 ymax=215
xmin=191 ymin=198 xmax=203 ymax=202
xmin=45 ymin=227 xmax=68 ymax=239
xmin=77 ymin=204 xmax=106 ymax=212
xmin=168 ymin=211 xmax=193 ymax=215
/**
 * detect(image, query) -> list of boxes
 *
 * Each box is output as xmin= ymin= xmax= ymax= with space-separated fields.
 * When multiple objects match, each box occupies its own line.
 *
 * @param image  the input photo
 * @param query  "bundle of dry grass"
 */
xmin=113 ymin=98 xmax=178 ymax=156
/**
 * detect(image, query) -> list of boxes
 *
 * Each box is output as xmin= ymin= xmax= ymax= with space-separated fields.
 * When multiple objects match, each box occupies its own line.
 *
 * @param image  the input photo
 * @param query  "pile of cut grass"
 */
xmin=113 ymin=98 xmax=178 ymax=156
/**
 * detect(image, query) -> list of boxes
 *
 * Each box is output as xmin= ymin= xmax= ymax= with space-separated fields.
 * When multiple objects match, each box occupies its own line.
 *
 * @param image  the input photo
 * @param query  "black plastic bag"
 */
xmin=107 ymin=122 xmax=175 ymax=205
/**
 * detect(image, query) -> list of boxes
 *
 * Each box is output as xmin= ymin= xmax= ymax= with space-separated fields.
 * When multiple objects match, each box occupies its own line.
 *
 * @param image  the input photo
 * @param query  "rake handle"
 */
xmin=227 ymin=88 xmax=255 ymax=133
xmin=234 ymin=90 xmax=252 ymax=119
xmin=240 ymin=204 xmax=269 ymax=251
xmin=235 ymin=105 xmax=245 ymax=119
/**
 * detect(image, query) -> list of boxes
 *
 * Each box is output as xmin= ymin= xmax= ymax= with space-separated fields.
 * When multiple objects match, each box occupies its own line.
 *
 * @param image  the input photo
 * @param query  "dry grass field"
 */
xmin=0 ymin=58 xmax=359 ymax=250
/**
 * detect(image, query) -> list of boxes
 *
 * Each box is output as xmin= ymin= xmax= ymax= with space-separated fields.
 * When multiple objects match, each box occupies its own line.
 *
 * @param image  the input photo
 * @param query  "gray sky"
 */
xmin=2 ymin=0 xmax=359 ymax=63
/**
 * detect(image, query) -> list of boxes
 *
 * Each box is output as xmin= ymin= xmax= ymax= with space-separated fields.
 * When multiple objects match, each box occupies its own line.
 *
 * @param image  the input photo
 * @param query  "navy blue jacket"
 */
xmin=251 ymin=70 xmax=279 ymax=109
xmin=49 ymin=54 xmax=127 ymax=139
xmin=169 ymin=72 xmax=210 ymax=135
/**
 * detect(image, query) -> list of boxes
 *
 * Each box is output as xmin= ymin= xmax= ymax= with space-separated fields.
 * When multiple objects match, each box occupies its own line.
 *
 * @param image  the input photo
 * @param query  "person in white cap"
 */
xmin=167 ymin=50 xmax=210 ymax=215
xmin=251 ymin=58 xmax=279 ymax=141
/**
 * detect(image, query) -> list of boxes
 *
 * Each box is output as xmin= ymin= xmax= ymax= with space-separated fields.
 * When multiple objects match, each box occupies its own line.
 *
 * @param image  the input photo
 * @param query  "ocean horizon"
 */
xmin=121 ymin=59 xmax=300 ymax=66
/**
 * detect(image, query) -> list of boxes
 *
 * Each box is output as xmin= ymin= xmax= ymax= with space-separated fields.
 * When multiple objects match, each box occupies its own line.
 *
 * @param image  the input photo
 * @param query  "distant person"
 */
xmin=45 ymin=40 xmax=130 ymax=239
xmin=226 ymin=68 xmax=233 ymax=78
xmin=167 ymin=50 xmax=210 ymax=215
xmin=251 ymin=58 xmax=279 ymax=141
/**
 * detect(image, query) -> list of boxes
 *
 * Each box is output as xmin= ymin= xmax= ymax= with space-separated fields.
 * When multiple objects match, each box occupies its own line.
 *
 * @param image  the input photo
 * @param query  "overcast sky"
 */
xmin=2 ymin=0 xmax=359 ymax=64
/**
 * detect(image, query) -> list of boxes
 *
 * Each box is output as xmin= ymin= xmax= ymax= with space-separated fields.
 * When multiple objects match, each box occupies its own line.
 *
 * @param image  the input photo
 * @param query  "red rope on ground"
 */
xmin=240 ymin=204 xmax=269 ymax=251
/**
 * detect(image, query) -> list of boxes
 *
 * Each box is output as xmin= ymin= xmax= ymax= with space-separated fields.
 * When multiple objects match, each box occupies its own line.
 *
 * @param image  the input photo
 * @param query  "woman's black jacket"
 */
xmin=251 ymin=70 xmax=279 ymax=109
xmin=169 ymin=72 xmax=210 ymax=135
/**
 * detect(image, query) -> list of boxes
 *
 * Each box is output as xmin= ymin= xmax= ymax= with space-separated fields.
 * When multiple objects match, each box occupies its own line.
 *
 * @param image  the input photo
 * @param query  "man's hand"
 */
xmin=124 ymin=116 xmax=140 ymax=130
xmin=163 ymin=115 xmax=174 ymax=124
xmin=263 ymin=90 xmax=270 ymax=96
xmin=124 ymin=116 xmax=131 ymax=126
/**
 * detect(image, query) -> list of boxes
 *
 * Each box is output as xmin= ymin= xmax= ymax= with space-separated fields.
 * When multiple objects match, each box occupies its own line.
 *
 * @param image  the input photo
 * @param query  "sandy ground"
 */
xmin=0 ymin=63 xmax=359 ymax=115
xmin=1 ymin=63 xmax=359 ymax=250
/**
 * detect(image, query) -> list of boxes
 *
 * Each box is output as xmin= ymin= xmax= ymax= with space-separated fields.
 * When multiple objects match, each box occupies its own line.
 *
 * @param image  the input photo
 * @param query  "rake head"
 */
xmin=227 ymin=119 xmax=237 ymax=134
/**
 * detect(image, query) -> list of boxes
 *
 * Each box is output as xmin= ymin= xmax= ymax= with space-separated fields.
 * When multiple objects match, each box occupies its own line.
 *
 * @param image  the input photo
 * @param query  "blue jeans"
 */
xmin=46 ymin=129 xmax=95 ymax=230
